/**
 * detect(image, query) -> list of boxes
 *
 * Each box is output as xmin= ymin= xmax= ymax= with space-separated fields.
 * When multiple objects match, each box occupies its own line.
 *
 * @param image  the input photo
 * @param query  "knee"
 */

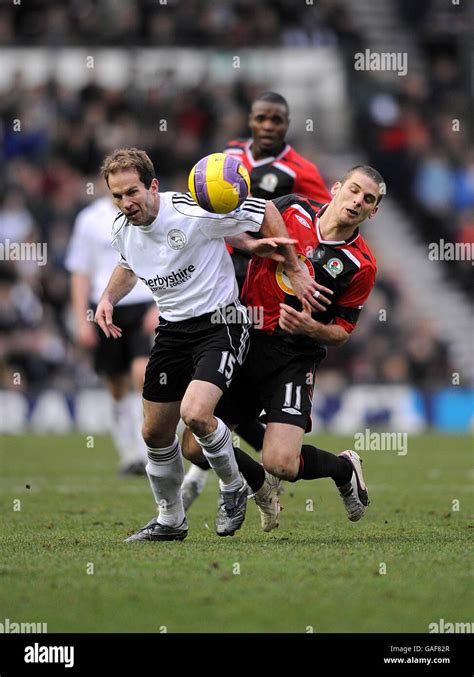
xmin=142 ymin=422 xmax=174 ymax=449
xmin=180 ymin=403 xmax=212 ymax=437
xmin=263 ymin=453 xmax=299 ymax=481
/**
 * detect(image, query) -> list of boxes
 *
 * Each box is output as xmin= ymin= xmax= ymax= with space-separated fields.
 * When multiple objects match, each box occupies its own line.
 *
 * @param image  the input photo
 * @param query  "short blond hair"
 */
xmin=101 ymin=148 xmax=156 ymax=188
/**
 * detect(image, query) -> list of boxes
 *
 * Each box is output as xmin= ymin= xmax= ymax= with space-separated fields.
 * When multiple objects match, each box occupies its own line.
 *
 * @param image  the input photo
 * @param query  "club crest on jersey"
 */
xmin=258 ymin=173 xmax=279 ymax=193
xmin=323 ymin=257 xmax=344 ymax=277
xmin=276 ymin=254 xmax=314 ymax=295
xmin=167 ymin=229 xmax=187 ymax=250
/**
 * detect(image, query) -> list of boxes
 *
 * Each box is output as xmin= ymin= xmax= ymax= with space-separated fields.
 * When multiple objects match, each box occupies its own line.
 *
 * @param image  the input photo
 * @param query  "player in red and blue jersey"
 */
xmin=183 ymin=165 xmax=384 ymax=532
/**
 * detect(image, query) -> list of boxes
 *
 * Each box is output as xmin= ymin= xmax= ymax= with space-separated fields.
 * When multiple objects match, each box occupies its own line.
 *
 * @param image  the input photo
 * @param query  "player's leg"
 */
xmin=126 ymin=399 xmax=188 ymax=542
xmin=124 ymin=302 xmax=157 ymax=469
xmin=128 ymin=355 xmax=150 ymax=464
xmin=263 ymin=422 xmax=369 ymax=522
xmin=104 ymin=372 xmax=145 ymax=475
xmin=180 ymin=303 xmax=256 ymax=536
xmin=180 ymin=428 xmax=210 ymax=511
xmin=93 ymin=312 xmax=143 ymax=475
xmin=125 ymin=322 xmax=193 ymax=542
xmin=181 ymin=379 xmax=249 ymax=537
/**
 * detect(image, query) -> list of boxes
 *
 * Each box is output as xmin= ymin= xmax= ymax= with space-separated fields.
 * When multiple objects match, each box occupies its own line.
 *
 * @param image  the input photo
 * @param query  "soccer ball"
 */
xmin=188 ymin=152 xmax=251 ymax=213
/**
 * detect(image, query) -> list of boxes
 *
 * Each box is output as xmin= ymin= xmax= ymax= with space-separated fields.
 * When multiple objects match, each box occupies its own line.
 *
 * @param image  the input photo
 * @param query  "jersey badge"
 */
xmin=258 ymin=173 xmax=279 ymax=193
xmin=323 ymin=257 xmax=344 ymax=277
xmin=167 ymin=229 xmax=187 ymax=250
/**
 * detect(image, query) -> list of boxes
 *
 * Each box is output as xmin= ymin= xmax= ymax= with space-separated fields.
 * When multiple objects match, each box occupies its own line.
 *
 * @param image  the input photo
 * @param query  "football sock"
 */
xmin=293 ymin=445 xmax=353 ymax=485
xmin=235 ymin=419 xmax=265 ymax=452
xmin=233 ymin=446 xmax=265 ymax=493
xmin=127 ymin=392 xmax=148 ymax=462
xmin=110 ymin=395 xmax=136 ymax=465
xmin=194 ymin=417 xmax=242 ymax=492
xmin=183 ymin=463 xmax=209 ymax=484
xmin=146 ymin=437 xmax=185 ymax=527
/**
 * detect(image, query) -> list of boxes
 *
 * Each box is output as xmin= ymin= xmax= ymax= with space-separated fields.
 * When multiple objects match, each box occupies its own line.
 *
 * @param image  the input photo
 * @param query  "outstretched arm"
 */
xmin=94 ymin=265 xmax=138 ymax=339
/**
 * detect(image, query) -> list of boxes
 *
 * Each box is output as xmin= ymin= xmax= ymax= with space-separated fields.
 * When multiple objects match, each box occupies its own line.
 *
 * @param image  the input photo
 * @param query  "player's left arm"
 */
xmin=280 ymin=265 xmax=376 ymax=345
xmin=279 ymin=299 xmax=350 ymax=346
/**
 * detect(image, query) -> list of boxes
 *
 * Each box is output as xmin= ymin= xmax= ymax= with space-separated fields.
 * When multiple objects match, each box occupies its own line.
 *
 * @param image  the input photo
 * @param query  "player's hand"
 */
xmin=94 ymin=298 xmax=122 ymax=339
xmin=249 ymin=237 xmax=298 ymax=263
xmin=279 ymin=299 xmax=316 ymax=335
xmin=286 ymin=267 xmax=333 ymax=312
xmin=77 ymin=321 xmax=98 ymax=349
xmin=142 ymin=305 xmax=160 ymax=335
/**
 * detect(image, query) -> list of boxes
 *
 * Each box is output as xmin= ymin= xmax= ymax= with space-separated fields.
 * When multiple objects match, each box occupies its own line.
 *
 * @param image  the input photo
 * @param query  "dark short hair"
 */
xmin=252 ymin=91 xmax=289 ymax=116
xmin=341 ymin=165 xmax=386 ymax=205
xmin=101 ymin=148 xmax=156 ymax=189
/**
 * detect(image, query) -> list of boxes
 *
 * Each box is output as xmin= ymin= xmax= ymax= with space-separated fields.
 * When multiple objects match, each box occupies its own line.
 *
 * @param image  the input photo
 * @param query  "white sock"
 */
xmin=127 ymin=392 xmax=148 ymax=462
xmin=194 ymin=417 xmax=242 ymax=492
xmin=146 ymin=437 xmax=185 ymax=527
xmin=110 ymin=396 xmax=136 ymax=465
xmin=182 ymin=463 xmax=210 ymax=490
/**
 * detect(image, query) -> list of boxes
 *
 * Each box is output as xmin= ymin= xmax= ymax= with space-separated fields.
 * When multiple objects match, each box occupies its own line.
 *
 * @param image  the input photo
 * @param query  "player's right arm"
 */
xmin=95 ymin=265 xmax=138 ymax=339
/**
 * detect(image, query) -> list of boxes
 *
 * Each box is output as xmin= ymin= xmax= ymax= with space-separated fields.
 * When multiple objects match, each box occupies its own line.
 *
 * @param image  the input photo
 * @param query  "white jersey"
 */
xmin=65 ymin=197 xmax=153 ymax=306
xmin=111 ymin=192 xmax=266 ymax=321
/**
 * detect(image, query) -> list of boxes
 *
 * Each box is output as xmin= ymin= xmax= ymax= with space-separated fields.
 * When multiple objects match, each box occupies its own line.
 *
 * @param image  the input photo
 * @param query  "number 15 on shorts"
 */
xmin=218 ymin=351 xmax=236 ymax=380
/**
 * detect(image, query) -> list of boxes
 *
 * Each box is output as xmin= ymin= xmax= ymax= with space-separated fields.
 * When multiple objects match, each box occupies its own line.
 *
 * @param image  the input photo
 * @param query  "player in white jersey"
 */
xmin=66 ymin=193 xmax=158 ymax=475
xmin=95 ymin=148 xmax=324 ymax=542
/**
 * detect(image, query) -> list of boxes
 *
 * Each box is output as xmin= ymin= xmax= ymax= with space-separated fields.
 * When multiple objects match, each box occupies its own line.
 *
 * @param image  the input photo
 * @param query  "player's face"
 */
xmin=108 ymin=169 xmax=159 ymax=226
xmin=249 ymin=102 xmax=289 ymax=156
xmin=331 ymin=172 xmax=380 ymax=227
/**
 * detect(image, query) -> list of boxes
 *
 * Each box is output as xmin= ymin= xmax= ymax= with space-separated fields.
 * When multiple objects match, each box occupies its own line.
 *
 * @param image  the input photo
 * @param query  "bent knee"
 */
xmin=180 ymin=404 xmax=211 ymax=433
xmin=263 ymin=453 xmax=299 ymax=481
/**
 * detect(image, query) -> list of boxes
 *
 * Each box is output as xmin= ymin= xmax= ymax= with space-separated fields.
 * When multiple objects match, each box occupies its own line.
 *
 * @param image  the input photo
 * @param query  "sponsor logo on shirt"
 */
xmin=140 ymin=265 xmax=195 ymax=291
xmin=275 ymin=254 xmax=314 ymax=295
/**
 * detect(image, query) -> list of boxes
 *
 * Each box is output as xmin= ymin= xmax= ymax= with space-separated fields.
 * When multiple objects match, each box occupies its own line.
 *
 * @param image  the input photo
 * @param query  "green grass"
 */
xmin=0 ymin=433 xmax=472 ymax=633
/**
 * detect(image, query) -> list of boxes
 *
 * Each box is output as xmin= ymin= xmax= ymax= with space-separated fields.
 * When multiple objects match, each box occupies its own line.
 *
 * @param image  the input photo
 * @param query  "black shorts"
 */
xmin=92 ymin=302 xmax=153 ymax=377
xmin=216 ymin=331 xmax=317 ymax=431
xmin=142 ymin=301 xmax=251 ymax=403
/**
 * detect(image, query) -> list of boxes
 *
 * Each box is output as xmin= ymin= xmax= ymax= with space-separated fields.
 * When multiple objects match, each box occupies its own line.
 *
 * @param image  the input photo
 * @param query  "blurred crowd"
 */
xmin=343 ymin=0 xmax=473 ymax=291
xmin=1 ymin=0 xmax=467 ymax=394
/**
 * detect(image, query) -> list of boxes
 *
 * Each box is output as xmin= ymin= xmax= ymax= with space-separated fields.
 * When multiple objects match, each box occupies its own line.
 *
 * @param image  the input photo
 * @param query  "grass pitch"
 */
xmin=0 ymin=433 xmax=472 ymax=633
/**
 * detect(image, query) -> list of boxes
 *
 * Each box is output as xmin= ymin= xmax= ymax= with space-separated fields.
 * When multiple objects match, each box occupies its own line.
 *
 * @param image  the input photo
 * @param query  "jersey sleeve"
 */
xmin=293 ymin=164 xmax=331 ymax=204
xmin=198 ymin=197 xmax=266 ymax=240
xmin=332 ymin=265 xmax=376 ymax=333
xmin=65 ymin=212 xmax=94 ymax=275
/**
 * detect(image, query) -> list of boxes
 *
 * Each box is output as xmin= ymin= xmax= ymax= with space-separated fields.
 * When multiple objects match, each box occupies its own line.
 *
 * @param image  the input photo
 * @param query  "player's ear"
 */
xmin=368 ymin=205 xmax=378 ymax=219
xmin=331 ymin=181 xmax=341 ymax=196
xmin=150 ymin=178 xmax=159 ymax=193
